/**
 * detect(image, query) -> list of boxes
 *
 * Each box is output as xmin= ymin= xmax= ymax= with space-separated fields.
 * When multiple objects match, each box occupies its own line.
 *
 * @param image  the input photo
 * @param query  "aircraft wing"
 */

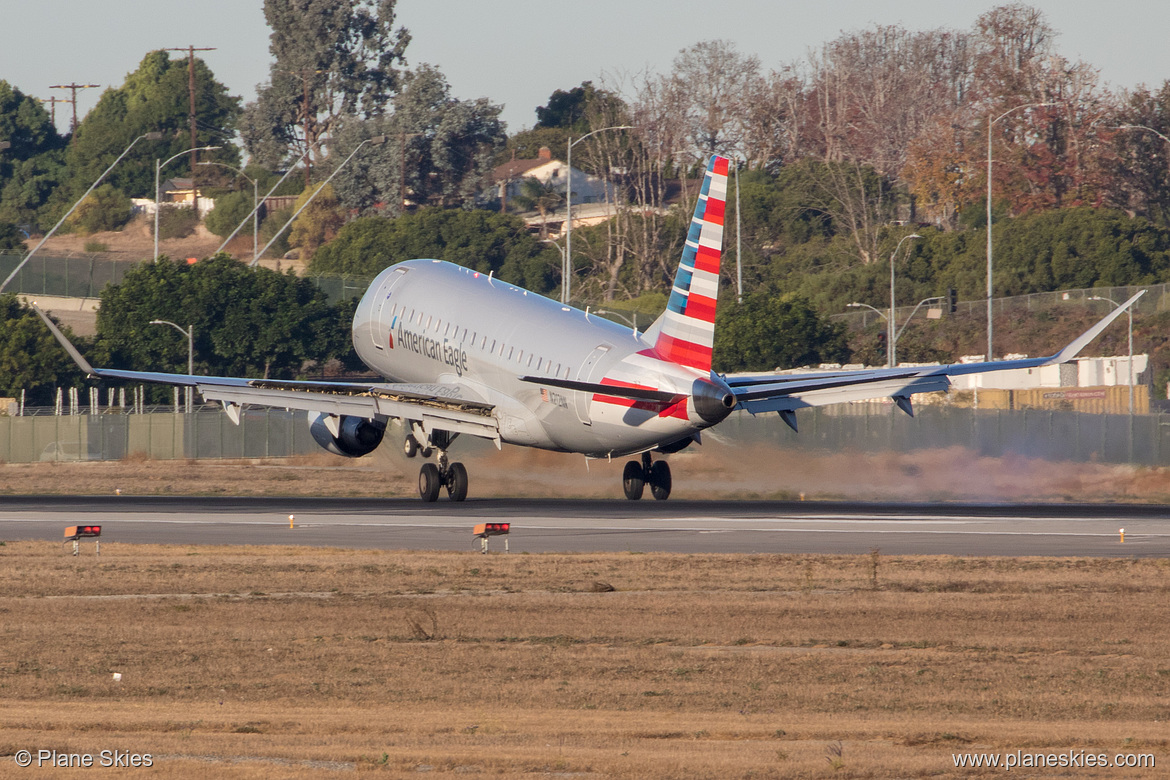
xmin=727 ymin=290 xmax=1144 ymax=423
xmin=30 ymin=304 xmax=500 ymax=444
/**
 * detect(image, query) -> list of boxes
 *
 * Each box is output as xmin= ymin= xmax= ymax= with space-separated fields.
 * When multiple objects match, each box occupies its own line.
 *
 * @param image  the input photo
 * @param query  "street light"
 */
xmin=149 ymin=319 xmax=194 ymax=413
xmin=1114 ymin=123 xmax=1170 ymax=146
xmin=0 ymin=131 xmax=163 ymax=293
xmin=540 ymin=239 xmax=567 ymax=297
xmin=198 ymin=161 xmax=258 ymax=261
xmin=564 ymin=125 xmax=632 ymax=303
xmin=596 ymin=309 xmax=638 ymax=332
xmin=849 ymin=294 xmax=943 ymax=368
xmin=1088 ymin=295 xmax=1135 ymax=417
xmin=986 ymin=101 xmax=1056 ymax=359
xmin=888 ymin=233 xmax=921 ymax=368
xmin=252 ymin=135 xmax=387 ymax=266
xmin=155 ymin=145 xmax=221 ymax=261
xmin=213 ymin=139 xmax=326 ymax=257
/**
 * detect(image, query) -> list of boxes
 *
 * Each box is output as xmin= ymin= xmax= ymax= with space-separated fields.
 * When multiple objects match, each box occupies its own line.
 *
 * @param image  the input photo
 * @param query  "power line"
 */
xmin=48 ymin=83 xmax=100 ymax=135
xmin=163 ymin=45 xmax=216 ymax=215
xmin=36 ymin=96 xmax=70 ymax=130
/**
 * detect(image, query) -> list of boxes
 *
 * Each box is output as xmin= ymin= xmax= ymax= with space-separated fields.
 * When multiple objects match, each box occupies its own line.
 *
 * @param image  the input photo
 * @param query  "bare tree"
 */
xmin=666 ymin=40 xmax=764 ymax=160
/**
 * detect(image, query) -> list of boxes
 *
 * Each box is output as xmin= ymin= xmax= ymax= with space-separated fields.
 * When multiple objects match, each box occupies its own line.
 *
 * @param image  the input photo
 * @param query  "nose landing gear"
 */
xmin=622 ymin=451 xmax=671 ymax=501
xmin=407 ymin=425 xmax=467 ymax=502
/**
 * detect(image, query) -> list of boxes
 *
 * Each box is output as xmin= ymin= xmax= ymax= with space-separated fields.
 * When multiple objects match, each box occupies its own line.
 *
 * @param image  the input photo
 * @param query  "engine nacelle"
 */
xmin=308 ymin=412 xmax=386 ymax=457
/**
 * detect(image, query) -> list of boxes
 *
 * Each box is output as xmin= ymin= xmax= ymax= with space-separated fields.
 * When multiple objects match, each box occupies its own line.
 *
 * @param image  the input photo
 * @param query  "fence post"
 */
xmin=1157 ymin=412 xmax=1163 ymax=465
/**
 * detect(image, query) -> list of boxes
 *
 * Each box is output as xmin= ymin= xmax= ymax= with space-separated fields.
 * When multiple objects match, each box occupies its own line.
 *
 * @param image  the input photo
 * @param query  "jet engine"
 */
xmin=308 ymin=412 xmax=386 ymax=457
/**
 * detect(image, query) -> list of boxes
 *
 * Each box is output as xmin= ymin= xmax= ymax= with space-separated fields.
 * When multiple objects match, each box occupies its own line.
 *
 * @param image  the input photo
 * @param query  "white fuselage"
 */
xmin=351 ymin=260 xmax=719 ymax=458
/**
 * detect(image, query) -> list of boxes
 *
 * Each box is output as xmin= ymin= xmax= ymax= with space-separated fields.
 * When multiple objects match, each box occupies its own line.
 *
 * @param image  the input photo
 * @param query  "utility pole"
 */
xmin=48 ymin=83 xmax=100 ymax=135
xmin=294 ymin=69 xmax=322 ymax=186
xmin=37 ymin=96 xmax=70 ymax=130
xmin=400 ymin=132 xmax=420 ymax=213
xmin=275 ymin=68 xmax=325 ymax=186
xmin=164 ymin=47 xmax=216 ymax=172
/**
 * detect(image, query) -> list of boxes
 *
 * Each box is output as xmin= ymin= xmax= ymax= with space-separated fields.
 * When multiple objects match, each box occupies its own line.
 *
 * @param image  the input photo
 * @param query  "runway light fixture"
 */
xmin=474 ymin=522 xmax=510 ymax=554
xmin=64 ymin=524 xmax=102 ymax=556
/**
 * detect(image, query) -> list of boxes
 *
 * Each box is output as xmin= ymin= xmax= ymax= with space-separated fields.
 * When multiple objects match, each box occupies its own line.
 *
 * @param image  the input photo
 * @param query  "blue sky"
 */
xmin=3 ymin=0 xmax=1168 ymax=137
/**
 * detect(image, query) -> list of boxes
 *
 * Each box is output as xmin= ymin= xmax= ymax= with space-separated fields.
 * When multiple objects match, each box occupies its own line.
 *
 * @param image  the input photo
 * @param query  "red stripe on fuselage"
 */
xmin=591 ymin=378 xmax=689 ymax=420
xmin=653 ymin=333 xmax=712 ymax=371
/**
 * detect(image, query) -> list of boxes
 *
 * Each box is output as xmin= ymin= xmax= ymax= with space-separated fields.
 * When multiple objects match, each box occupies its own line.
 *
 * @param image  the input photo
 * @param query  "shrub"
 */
xmin=259 ymin=206 xmax=293 ymax=258
xmin=68 ymin=184 xmax=132 ymax=235
xmin=156 ymin=205 xmax=199 ymax=240
xmin=205 ymin=191 xmax=256 ymax=238
xmin=83 ymin=240 xmax=109 ymax=253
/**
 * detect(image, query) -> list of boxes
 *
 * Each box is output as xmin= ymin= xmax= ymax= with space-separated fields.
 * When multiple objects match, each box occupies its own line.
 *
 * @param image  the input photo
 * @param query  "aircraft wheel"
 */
xmin=649 ymin=460 xmax=672 ymax=501
xmin=418 ymin=463 xmax=441 ymax=502
xmin=622 ymin=461 xmax=645 ymax=500
xmin=404 ymin=435 xmax=419 ymax=458
xmin=446 ymin=462 xmax=469 ymax=502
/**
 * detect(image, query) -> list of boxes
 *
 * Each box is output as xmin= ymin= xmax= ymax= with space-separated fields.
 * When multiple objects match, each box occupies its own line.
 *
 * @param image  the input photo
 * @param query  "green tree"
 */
xmin=0 ymin=80 xmax=67 ymax=228
xmin=0 ymin=223 xmax=26 ymax=253
xmin=714 ymin=290 xmax=850 ymax=372
xmin=0 ymin=295 xmax=85 ymax=405
xmin=310 ymin=209 xmax=557 ymax=293
xmin=330 ymin=65 xmax=505 ymax=216
xmin=66 ymin=51 xmax=241 ymax=200
xmin=536 ymin=81 xmax=610 ymax=131
xmin=96 ymin=255 xmax=354 ymax=381
xmin=240 ymin=0 xmax=410 ymax=172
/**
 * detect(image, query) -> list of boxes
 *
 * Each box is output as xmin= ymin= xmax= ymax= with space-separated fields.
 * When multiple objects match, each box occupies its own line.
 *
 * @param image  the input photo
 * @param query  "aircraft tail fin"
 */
xmin=653 ymin=155 xmax=729 ymax=372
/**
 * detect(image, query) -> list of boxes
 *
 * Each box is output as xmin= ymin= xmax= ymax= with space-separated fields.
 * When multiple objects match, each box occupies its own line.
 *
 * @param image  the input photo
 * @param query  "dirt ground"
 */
xmin=7 ymin=438 xmax=1170 ymax=503
xmin=0 ymin=545 xmax=1165 ymax=778
xmin=37 ymin=216 xmax=303 ymax=274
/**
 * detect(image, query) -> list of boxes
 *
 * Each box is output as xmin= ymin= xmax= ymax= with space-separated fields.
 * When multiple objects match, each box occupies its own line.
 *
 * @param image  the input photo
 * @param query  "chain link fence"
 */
xmin=833 ymin=282 xmax=1170 ymax=331
xmin=1 ymin=408 xmax=318 ymax=462
xmin=0 ymin=253 xmax=136 ymax=299
xmin=4 ymin=404 xmax=1170 ymax=467
xmin=306 ymin=273 xmax=373 ymax=301
xmin=721 ymin=405 xmax=1167 ymax=465
xmin=0 ymin=252 xmax=371 ymax=302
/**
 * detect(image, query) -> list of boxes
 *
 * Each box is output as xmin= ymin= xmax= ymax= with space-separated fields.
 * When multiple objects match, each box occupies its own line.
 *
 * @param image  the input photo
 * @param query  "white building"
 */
xmin=491 ymin=147 xmax=617 ymax=234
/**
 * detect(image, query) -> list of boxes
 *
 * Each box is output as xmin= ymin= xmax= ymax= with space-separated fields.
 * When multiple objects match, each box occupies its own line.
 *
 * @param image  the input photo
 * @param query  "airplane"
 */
xmin=35 ymin=155 xmax=1143 ymax=502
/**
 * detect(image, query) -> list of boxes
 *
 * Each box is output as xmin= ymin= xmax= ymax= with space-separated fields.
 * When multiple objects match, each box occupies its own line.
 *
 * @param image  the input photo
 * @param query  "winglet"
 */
xmin=1047 ymin=290 xmax=1145 ymax=365
xmin=31 ymin=303 xmax=95 ymax=377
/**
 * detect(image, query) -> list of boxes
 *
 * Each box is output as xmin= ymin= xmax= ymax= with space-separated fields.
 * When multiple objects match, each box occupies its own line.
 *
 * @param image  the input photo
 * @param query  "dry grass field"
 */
xmin=1 ymin=543 xmax=1167 ymax=778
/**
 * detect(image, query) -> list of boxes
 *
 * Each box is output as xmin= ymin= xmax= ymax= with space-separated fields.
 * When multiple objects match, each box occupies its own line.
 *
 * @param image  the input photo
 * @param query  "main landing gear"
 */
xmin=404 ymin=426 xmax=467 ymax=502
xmin=623 ymin=451 xmax=671 ymax=501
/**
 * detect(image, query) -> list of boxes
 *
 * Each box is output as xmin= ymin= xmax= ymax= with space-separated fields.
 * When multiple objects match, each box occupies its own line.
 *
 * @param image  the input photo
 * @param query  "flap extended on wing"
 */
xmin=729 ymin=289 xmax=1145 ymax=413
xmin=31 ymin=302 xmax=500 ymax=443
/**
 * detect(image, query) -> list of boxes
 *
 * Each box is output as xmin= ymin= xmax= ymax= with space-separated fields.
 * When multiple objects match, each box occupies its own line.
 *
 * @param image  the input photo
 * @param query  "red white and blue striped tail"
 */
xmin=653 ymin=155 xmax=729 ymax=372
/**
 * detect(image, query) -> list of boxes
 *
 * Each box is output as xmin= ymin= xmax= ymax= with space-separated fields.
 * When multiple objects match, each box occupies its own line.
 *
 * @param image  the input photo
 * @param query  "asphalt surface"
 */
xmin=1 ymin=496 xmax=1168 ymax=556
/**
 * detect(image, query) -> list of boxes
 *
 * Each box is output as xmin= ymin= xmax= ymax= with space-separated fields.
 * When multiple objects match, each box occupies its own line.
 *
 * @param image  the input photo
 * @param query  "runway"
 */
xmin=1 ymin=496 xmax=1167 ymax=556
